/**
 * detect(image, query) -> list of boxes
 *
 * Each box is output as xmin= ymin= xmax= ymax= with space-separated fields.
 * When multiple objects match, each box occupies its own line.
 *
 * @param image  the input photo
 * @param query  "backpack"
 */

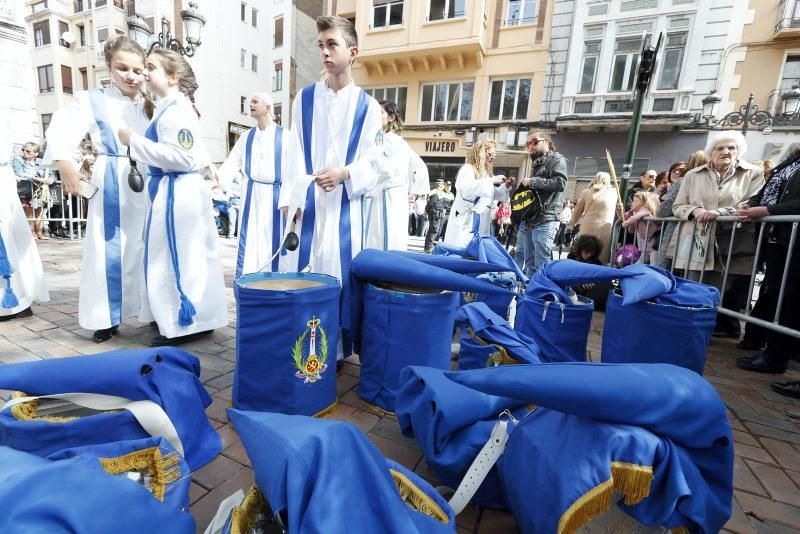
xmin=510 ymin=186 xmax=544 ymax=226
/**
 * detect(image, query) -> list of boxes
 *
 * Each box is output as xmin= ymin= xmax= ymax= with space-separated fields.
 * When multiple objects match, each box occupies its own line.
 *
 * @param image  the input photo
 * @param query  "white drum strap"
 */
xmin=204 ymin=489 xmax=245 ymax=534
xmin=447 ymin=419 xmax=510 ymax=515
xmin=1 ymin=392 xmax=184 ymax=457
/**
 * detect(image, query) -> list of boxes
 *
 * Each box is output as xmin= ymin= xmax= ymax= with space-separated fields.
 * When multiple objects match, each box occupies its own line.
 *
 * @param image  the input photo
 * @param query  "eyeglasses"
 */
xmin=22 ymin=149 xmax=35 ymax=154
xmin=527 ymin=138 xmax=547 ymax=146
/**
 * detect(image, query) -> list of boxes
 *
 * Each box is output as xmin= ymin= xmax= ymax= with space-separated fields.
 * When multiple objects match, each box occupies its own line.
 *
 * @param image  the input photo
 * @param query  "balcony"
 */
xmin=775 ymin=0 xmax=800 ymax=38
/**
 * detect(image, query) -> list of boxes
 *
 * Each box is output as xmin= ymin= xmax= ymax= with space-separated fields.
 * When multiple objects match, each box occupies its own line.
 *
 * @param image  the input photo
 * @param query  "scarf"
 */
xmin=707 ymin=160 xmax=738 ymax=186
xmin=761 ymin=158 xmax=800 ymax=206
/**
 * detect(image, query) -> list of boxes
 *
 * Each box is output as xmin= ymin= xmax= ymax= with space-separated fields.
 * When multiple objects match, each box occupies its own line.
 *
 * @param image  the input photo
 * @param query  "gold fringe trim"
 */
xmin=360 ymin=399 xmax=397 ymax=419
xmin=466 ymin=329 xmax=521 ymax=367
xmin=557 ymin=461 xmax=654 ymax=534
xmin=230 ymin=485 xmax=269 ymax=534
xmin=312 ymin=400 xmax=340 ymax=419
xmin=9 ymin=391 xmax=78 ymax=423
xmin=390 ymin=468 xmax=450 ymax=524
xmin=98 ymin=446 xmax=183 ymax=502
xmin=671 ymin=527 xmax=690 ymax=534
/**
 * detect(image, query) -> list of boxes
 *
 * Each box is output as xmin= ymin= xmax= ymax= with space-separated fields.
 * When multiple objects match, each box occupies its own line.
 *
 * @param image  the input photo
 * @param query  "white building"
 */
xmin=2 ymin=0 xmax=41 ymax=143
xmin=542 ymin=0 xmax=751 ymax=180
xmin=179 ymin=0 xmax=320 ymax=161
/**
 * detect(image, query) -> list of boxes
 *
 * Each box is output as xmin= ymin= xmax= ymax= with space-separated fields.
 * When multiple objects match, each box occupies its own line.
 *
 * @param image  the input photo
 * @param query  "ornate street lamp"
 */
xmin=690 ymin=91 xmax=773 ymax=135
xmin=126 ymin=2 xmax=206 ymax=57
xmin=780 ymin=83 xmax=800 ymax=117
xmin=701 ymin=90 xmax=721 ymax=121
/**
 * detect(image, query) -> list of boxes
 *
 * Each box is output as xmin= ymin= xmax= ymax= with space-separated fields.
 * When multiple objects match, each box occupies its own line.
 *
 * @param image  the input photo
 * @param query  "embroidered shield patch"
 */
xmin=375 ymin=129 xmax=384 ymax=147
xmin=177 ymin=129 xmax=194 ymax=150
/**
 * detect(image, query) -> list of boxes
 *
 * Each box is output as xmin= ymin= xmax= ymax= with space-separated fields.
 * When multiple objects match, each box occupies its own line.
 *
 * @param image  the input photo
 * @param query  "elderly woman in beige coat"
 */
xmin=570 ymin=172 xmax=618 ymax=264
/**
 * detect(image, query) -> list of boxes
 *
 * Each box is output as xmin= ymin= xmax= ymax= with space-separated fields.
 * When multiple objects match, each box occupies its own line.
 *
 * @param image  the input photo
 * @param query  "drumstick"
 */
xmin=605 ymin=149 xmax=626 ymax=222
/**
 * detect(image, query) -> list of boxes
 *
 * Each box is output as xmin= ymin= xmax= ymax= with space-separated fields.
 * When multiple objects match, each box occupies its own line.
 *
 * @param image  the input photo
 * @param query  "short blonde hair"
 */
xmin=22 ymin=142 xmax=41 ymax=153
xmin=687 ymin=150 xmax=708 ymax=171
xmin=633 ymin=191 xmax=660 ymax=215
xmin=590 ymin=171 xmax=610 ymax=189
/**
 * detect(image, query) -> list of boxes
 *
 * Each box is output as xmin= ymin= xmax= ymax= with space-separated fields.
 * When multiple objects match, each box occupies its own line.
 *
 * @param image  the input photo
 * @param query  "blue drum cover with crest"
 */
xmin=234 ymin=272 xmax=340 ymax=416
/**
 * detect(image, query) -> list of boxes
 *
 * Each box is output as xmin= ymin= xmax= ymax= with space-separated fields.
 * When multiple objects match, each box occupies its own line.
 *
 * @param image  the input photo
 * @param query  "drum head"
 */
xmin=242 ymin=279 xmax=326 ymax=291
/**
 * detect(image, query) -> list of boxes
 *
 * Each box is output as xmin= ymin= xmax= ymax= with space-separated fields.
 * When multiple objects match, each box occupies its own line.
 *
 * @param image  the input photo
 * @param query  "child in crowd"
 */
xmin=623 ymin=191 xmax=660 ymax=264
xmin=567 ymin=234 xmax=610 ymax=310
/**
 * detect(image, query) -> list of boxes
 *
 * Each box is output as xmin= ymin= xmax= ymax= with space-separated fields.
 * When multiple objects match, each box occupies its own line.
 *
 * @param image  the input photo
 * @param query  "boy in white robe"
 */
xmin=280 ymin=16 xmax=382 ymax=362
xmin=216 ymin=93 xmax=290 ymax=277
xmin=0 ymin=125 xmax=49 ymax=320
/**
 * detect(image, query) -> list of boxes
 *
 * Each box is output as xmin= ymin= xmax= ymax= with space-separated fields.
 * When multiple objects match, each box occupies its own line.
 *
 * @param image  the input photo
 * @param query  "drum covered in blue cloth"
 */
xmin=514 ymin=295 xmax=593 ymax=362
xmin=601 ymin=290 xmax=716 ymax=375
xmin=234 ymin=272 xmax=340 ymax=416
xmin=358 ymin=282 xmax=459 ymax=413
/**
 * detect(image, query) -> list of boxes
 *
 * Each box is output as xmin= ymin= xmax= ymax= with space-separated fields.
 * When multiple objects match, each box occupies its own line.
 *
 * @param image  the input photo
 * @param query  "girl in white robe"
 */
xmin=364 ymin=101 xmax=429 ymax=251
xmin=217 ymin=93 xmax=291 ymax=277
xmin=120 ymin=49 xmax=228 ymax=345
xmin=43 ymin=36 xmax=151 ymax=342
xmin=0 ymin=124 xmax=49 ymax=320
xmin=444 ymin=139 xmax=508 ymax=248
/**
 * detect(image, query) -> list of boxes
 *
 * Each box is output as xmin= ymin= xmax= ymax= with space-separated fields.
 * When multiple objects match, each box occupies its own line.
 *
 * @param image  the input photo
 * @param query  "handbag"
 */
xmin=16 ymin=179 xmax=33 ymax=200
xmin=715 ymin=222 xmax=756 ymax=258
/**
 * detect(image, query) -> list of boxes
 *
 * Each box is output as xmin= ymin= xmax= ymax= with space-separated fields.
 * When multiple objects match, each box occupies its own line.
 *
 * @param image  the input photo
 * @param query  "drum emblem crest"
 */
xmin=462 ymin=292 xmax=477 ymax=303
xmin=292 ymin=316 xmax=329 ymax=383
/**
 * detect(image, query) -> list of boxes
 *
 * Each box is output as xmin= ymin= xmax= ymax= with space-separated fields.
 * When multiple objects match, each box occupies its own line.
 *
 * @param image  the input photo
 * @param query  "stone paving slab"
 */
xmin=1 ymin=238 xmax=799 ymax=533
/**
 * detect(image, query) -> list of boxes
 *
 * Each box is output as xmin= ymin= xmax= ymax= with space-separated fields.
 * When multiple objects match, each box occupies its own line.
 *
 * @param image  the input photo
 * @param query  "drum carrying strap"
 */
xmin=1 ymin=392 xmax=184 ymax=457
xmin=447 ymin=415 xmax=512 ymax=515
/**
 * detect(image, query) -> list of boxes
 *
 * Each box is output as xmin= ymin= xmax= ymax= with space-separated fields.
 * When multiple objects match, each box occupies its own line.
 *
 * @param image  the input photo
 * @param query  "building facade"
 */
xmin=1 ymin=0 xmax=38 ymax=144
xmin=717 ymin=0 xmax=800 ymax=164
xmin=543 ymin=0 xmax=751 ymax=198
xmin=327 ymin=0 xmax=552 ymax=184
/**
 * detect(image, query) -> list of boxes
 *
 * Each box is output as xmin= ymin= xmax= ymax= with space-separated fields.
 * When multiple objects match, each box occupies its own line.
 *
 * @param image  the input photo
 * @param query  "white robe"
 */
xmin=128 ymin=93 xmax=228 ymax=339
xmin=0 ymin=127 xmax=48 ymax=315
xmin=280 ymin=81 xmax=382 ymax=282
xmin=443 ymin=164 xmax=508 ymax=247
xmin=43 ymin=87 xmax=149 ymax=330
xmin=364 ymin=131 xmax=429 ymax=251
xmin=218 ymin=123 xmax=290 ymax=277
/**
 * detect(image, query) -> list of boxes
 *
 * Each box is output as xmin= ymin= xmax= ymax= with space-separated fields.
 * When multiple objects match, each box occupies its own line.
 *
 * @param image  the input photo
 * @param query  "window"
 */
xmin=365 ymin=86 xmax=408 ymax=118
xmin=37 ymin=65 xmax=55 ymax=93
xmin=58 ymin=21 xmax=69 ymax=46
xmin=73 ymin=0 xmax=88 ymax=12
xmin=252 ymin=8 xmax=258 ymax=27
xmin=429 ymin=0 xmax=465 ymax=21
xmin=33 ymin=21 xmax=51 ymax=47
xmin=251 ymin=54 xmax=258 ymax=73
xmin=100 ymin=79 xmax=111 ymax=88
xmin=77 ymin=24 xmax=86 ymax=46
xmin=372 ymin=0 xmax=404 ymax=28
xmin=79 ymin=67 xmax=88 ymax=90
xmin=779 ymin=55 xmax=800 ymax=92
xmin=241 ymin=2 xmax=246 ymax=21
xmin=604 ymin=100 xmax=635 ymax=113
xmin=240 ymin=96 xmax=246 ymax=114
xmin=609 ymin=36 xmax=647 ymax=92
xmin=41 ymin=113 xmax=52 ymax=135
xmin=506 ymin=0 xmax=537 ymax=26
xmin=574 ymin=101 xmax=593 ymax=114
xmin=273 ymin=62 xmax=283 ymax=91
xmin=657 ymin=32 xmax=687 ymax=90
xmin=274 ymin=17 xmax=283 ymax=47
xmin=32 ymin=1 xmax=47 ymax=13
xmin=652 ymin=98 xmax=675 ymax=112
xmin=61 ymin=65 xmax=73 ymax=94
xmin=579 ymin=41 xmax=600 ymax=94
xmin=241 ymin=48 xmax=247 ymax=69
xmin=274 ymin=104 xmax=283 ymax=125
xmin=420 ymin=81 xmax=474 ymax=122
xmin=488 ymin=78 xmax=531 ymax=120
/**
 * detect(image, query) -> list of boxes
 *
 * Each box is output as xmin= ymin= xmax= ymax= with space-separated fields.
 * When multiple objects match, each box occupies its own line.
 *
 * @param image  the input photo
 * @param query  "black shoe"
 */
xmin=712 ymin=328 xmax=741 ymax=339
xmin=736 ymin=353 xmax=788 ymax=374
xmin=737 ymin=339 xmax=764 ymax=351
xmin=0 ymin=306 xmax=33 ymax=322
xmin=336 ymin=360 xmax=344 ymax=373
xmin=151 ymin=330 xmax=212 ymax=347
xmin=92 ymin=325 xmax=119 ymax=343
xmin=771 ymin=381 xmax=800 ymax=399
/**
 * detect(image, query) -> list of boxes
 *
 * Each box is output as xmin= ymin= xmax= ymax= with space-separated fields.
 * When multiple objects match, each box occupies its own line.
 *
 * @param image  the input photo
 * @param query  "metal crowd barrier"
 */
xmin=23 ymin=183 xmax=88 ymax=240
xmin=607 ymin=214 xmax=800 ymax=340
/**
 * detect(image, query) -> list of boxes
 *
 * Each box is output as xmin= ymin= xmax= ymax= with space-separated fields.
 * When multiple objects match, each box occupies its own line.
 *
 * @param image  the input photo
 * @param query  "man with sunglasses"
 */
xmin=513 ymin=132 xmax=568 ymax=277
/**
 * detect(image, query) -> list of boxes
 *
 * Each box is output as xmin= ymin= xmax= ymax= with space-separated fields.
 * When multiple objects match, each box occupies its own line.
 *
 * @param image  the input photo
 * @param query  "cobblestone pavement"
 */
xmin=1 ymin=238 xmax=799 ymax=533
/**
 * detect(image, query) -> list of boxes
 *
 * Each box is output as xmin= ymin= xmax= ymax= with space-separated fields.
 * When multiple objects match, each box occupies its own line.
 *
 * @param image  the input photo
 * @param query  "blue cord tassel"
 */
xmin=3 ymin=277 xmax=18 ymax=309
xmin=166 ymin=174 xmax=195 ymax=327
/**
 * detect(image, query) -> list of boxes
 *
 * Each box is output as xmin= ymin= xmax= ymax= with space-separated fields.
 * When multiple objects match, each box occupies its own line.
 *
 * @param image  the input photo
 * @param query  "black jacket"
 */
xmin=748 ymin=153 xmax=800 ymax=249
xmin=522 ymin=151 xmax=568 ymax=227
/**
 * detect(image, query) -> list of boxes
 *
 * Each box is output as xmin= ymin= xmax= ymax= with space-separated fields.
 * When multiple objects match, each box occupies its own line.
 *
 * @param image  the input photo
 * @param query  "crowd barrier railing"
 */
xmin=23 ymin=184 xmax=88 ymax=240
xmin=606 ymin=214 xmax=799 ymax=340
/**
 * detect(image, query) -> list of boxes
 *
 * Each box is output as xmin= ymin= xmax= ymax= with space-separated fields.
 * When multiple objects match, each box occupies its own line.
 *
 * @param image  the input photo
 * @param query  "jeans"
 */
xmin=517 ymin=220 xmax=559 ymax=278
xmin=415 ymin=214 xmax=428 ymax=237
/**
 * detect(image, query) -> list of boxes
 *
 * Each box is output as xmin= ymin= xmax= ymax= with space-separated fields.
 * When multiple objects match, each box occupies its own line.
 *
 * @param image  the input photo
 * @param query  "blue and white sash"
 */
xmin=235 ymin=126 xmax=284 ymax=277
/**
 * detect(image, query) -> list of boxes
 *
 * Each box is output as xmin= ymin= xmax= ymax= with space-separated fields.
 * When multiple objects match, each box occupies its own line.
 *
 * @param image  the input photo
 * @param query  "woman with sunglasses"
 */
xmin=11 ymin=142 xmax=53 ymax=239
xmin=1 ymin=127 xmax=49 ymax=321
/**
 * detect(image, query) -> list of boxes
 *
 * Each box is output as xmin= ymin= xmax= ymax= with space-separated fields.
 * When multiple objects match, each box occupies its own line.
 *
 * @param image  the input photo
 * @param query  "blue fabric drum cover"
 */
xmin=358 ymin=282 xmax=459 ymax=414
xmin=234 ymin=272 xmax=340 ymax=417
xmin=601 ymin=290 xmax=716 ymax=375
xmin=462 ymin=272 xmax=516 ymax=320
xmin=514 ymin=295 xmax=594 ymax=362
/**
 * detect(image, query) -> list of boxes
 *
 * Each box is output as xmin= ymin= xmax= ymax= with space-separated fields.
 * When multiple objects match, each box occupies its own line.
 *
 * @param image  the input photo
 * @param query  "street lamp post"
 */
xmin=690 ymin=85 xmax=800 ymax=135
xmin=126 ymin=2 xmax=206 ymax=57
